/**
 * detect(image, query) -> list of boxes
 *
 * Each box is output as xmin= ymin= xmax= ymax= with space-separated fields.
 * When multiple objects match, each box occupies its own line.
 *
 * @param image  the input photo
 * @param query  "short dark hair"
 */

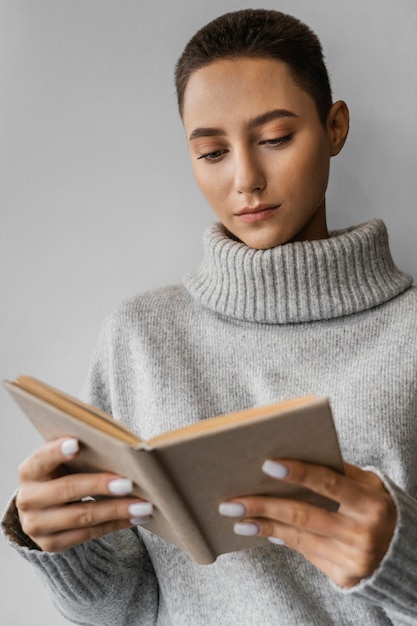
xmin=175 ymin=9 xmax=333 ymax=126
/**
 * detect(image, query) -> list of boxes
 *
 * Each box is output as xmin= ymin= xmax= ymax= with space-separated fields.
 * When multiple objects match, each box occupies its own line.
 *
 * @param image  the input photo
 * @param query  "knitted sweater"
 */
xmin=3 ymin=219 xmax=417 ymax=625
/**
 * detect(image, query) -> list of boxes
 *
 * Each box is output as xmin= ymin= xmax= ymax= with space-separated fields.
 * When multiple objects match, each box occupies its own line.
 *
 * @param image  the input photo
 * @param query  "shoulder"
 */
xmin=376 ymin=285 xmax=417 ymax=353
xmin=100 ymin=283 xmax=193 ymax=337
xmin=387 ymin=284 xmax=417 ymax=319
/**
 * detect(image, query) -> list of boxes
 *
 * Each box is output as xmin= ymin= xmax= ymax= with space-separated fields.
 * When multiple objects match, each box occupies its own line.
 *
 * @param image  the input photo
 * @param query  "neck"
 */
xmin=290 ymin=201 xmax=328 ymax=243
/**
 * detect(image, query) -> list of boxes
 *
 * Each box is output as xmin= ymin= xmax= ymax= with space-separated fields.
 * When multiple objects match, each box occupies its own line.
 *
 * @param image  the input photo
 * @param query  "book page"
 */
xmin=148 ymin=395 xmax=317 ymax=447
xmin=12 ymin=376 xmax=141 ymax=446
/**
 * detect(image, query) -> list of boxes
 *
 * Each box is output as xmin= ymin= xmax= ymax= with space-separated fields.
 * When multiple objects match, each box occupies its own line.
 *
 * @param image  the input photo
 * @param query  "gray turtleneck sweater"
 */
xmin=3 ymin=219 xmax=417 ymax=625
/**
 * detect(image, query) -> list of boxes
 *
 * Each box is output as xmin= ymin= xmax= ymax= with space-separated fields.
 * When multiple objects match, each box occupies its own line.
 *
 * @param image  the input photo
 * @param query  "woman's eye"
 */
xmin=197 ymin=149 xmax=227 ymax=163
xmin=260 ymin=133 xmax=293 ymax=147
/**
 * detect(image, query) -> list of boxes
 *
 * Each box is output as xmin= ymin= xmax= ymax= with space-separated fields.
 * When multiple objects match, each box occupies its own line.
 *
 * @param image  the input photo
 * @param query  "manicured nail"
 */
xmin=262 ymin=460 xmax=289 ymax=479
xmin=218 ymin=502 xmax=247 ymax=517
xmin=130 ymin=516 xmax=152 ymax=526
xmin=108 ymin=478 xmax=133 ymax=495
xmin=234 ymin=522 xmax=259 ymax=536
xmin=268 ymin=536 xmax=286 ymax=546
xmin=61 ymin=438 xmax=79 ymax=457
xmin=128 ymin=502 xmax=153 ymax=517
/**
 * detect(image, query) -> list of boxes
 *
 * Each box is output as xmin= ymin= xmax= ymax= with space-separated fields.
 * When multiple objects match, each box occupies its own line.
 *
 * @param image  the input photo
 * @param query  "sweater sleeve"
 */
xmin=2 ymin=498 xmax=159 ymax=626
xmin=337 ymin=473 xmax=417 ymax=623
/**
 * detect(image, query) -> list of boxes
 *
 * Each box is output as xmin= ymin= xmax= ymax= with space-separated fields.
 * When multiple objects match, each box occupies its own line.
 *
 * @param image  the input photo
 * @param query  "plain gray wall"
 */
xmin=1 ymin=1 xmax=416 ymax=623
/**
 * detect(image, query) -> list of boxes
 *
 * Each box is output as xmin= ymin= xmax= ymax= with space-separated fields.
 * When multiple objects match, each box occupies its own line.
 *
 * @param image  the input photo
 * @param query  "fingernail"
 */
xmin=128 ymin=502 xmax=153 ymax=517
xmin=262 ymin=460 xmax=289 ymax=479
xmin=268 ymin=536 xmax=286 ymax=546
xmin=108 ymin=478 xmax=133 ymax=495
xmin=218 ymin=502 xmax=247 ymax=517
xmin=234 ymin=522 xmax=259 ymax=536
xmin=130 ymin=516 xmax=152 ymax=526
xmin=61 ymin=438 xmax=79 ymax=457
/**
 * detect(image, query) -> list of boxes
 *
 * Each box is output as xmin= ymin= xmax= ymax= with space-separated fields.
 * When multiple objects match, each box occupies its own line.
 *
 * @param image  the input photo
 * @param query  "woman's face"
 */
xmin=182 ymin=57 xmax=348 ymax=249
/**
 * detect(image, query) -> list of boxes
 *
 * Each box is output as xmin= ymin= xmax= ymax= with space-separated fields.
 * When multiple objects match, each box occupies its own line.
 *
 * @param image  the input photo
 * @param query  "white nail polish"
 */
xmin=234 ymin=522 xmax=259 ymax=536
xmin=262 ymin=460 xmax=289 ymax=479
xmin=61 ymin=438 xmax=79 ymax=457
xmin=218 ymin=502 xmax=246 ymax=517
xmin=108 ymin=478 xmax=133 ymax=495
xmin=128 ymin=502 xmax=153 ymax=517
xmin=268 ymin=536 xmax=286 ymax=545
xmin=130 ymin=516 xmax=152 ymax=526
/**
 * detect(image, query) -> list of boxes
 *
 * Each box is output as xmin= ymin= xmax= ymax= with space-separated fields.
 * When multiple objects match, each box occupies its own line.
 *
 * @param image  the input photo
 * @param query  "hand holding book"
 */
xmin=13 ymin=427 xmax=397 ymax=588
xmin=15 ymin=435 xmax=154 ymax=552
xmin=5 ymin=375 xmax=345 ymax=563
xmin=219 ymin=458 xmax=397 ymax=588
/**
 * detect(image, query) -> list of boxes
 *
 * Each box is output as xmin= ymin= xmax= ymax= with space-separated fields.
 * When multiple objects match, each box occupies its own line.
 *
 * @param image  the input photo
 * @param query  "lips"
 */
xmin=235 ymin=204 xmax=281 ymax=223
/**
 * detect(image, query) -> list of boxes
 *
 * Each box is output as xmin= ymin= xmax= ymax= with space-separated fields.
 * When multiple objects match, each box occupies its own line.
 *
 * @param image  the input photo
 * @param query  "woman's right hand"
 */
xmin=16 ymin=437 xmax=153 ymax=552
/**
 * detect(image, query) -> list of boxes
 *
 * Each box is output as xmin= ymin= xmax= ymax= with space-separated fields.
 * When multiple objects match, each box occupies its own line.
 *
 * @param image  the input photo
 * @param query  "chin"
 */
xmin=239 ymin=235 xmax=286 ymax=250
xmin=236 ymin=228 xmax=291 ymax=250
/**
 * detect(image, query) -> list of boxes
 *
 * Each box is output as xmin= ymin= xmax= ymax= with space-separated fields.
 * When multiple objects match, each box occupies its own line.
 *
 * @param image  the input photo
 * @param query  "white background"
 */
xmin=1 ymin=1 xmax=416 ymax=623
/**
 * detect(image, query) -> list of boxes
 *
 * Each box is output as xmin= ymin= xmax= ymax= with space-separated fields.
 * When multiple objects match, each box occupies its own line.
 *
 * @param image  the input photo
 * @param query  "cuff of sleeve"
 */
xmin=2 ymin=493 xmax=42 ymax=551
xmin=334 ymin=471 xmax=417 ymax=617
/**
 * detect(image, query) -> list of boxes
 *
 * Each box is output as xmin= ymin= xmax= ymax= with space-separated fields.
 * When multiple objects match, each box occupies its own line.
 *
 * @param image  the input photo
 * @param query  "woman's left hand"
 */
xmin=219 ymin=461 xmax=397 ymax=588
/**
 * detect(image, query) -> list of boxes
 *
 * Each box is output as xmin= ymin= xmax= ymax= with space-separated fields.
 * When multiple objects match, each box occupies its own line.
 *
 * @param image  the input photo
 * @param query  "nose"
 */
xmin=234 ymin=149 xmax=266 ymax=195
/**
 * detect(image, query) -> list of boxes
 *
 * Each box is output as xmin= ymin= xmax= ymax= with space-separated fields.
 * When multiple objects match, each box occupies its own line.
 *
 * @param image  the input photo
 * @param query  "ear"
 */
xmin=327 ymin=100 xmax=349 ymax=156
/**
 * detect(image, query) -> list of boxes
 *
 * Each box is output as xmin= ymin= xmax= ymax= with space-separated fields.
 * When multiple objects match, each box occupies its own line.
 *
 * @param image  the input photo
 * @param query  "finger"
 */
xmin=226 ymin=496 xmax=355 ymax=544
xmin=263 ymin=459 xmax=373 ymax=512
xmin=18 ymin=438 xmax=80 ymax=482
xmin=267 ymin=523 xmax=376 ymax=587
xmin=258 ymin=519 xmax=336 ymax=559
xmin=233 ymin=515 xmax=342 ymax=565
xmin=236 ymin=517 xmax=373 ymax=586
xmin=32 ymin=518 xmax=138 ymax=553
xmin=17 ymin=472 xmax=137 ymax=511
xmin=21 ymin=497 xmax=153 ymax=539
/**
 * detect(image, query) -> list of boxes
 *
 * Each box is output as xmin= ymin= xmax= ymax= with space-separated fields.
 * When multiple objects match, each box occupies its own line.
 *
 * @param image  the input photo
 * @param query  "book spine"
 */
xmin=129 ymin=448 xmax=216 ymax=564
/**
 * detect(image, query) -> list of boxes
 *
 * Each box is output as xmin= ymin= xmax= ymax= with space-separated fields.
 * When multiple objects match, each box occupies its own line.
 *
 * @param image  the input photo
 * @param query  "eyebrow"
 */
xmin=188 ymin=108 xmax=298 ymax=141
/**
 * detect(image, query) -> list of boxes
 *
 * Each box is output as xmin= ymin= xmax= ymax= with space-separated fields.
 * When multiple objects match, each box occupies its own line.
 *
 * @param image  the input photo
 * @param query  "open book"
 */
xmin=4 ymin=375 xmax=344 ymax=564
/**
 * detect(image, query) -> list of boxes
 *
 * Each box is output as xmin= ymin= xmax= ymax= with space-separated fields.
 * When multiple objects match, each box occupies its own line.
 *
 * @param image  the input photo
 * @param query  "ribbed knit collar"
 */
xmin=183 ymin=219 xmax=412 ymax=324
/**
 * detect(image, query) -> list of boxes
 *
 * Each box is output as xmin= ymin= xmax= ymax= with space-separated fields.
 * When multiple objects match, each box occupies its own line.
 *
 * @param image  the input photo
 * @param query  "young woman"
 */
xmin=3 ymin=9 xmax=417 ymax=625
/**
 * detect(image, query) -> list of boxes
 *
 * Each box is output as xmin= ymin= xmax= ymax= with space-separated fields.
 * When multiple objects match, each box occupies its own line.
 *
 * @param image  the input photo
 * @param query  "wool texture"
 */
xmin=3 ymin=219 xmax=417 ymax=625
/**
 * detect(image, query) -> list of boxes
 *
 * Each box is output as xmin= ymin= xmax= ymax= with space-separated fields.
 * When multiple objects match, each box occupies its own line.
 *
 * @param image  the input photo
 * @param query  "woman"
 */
xmin=3 ymin=9 xmax=417 ymax=625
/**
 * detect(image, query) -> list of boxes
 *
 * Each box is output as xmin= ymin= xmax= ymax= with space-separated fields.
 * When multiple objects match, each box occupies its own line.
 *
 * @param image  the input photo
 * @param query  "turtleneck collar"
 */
xmin=183 ymin=219 xmax=412 ymax=324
